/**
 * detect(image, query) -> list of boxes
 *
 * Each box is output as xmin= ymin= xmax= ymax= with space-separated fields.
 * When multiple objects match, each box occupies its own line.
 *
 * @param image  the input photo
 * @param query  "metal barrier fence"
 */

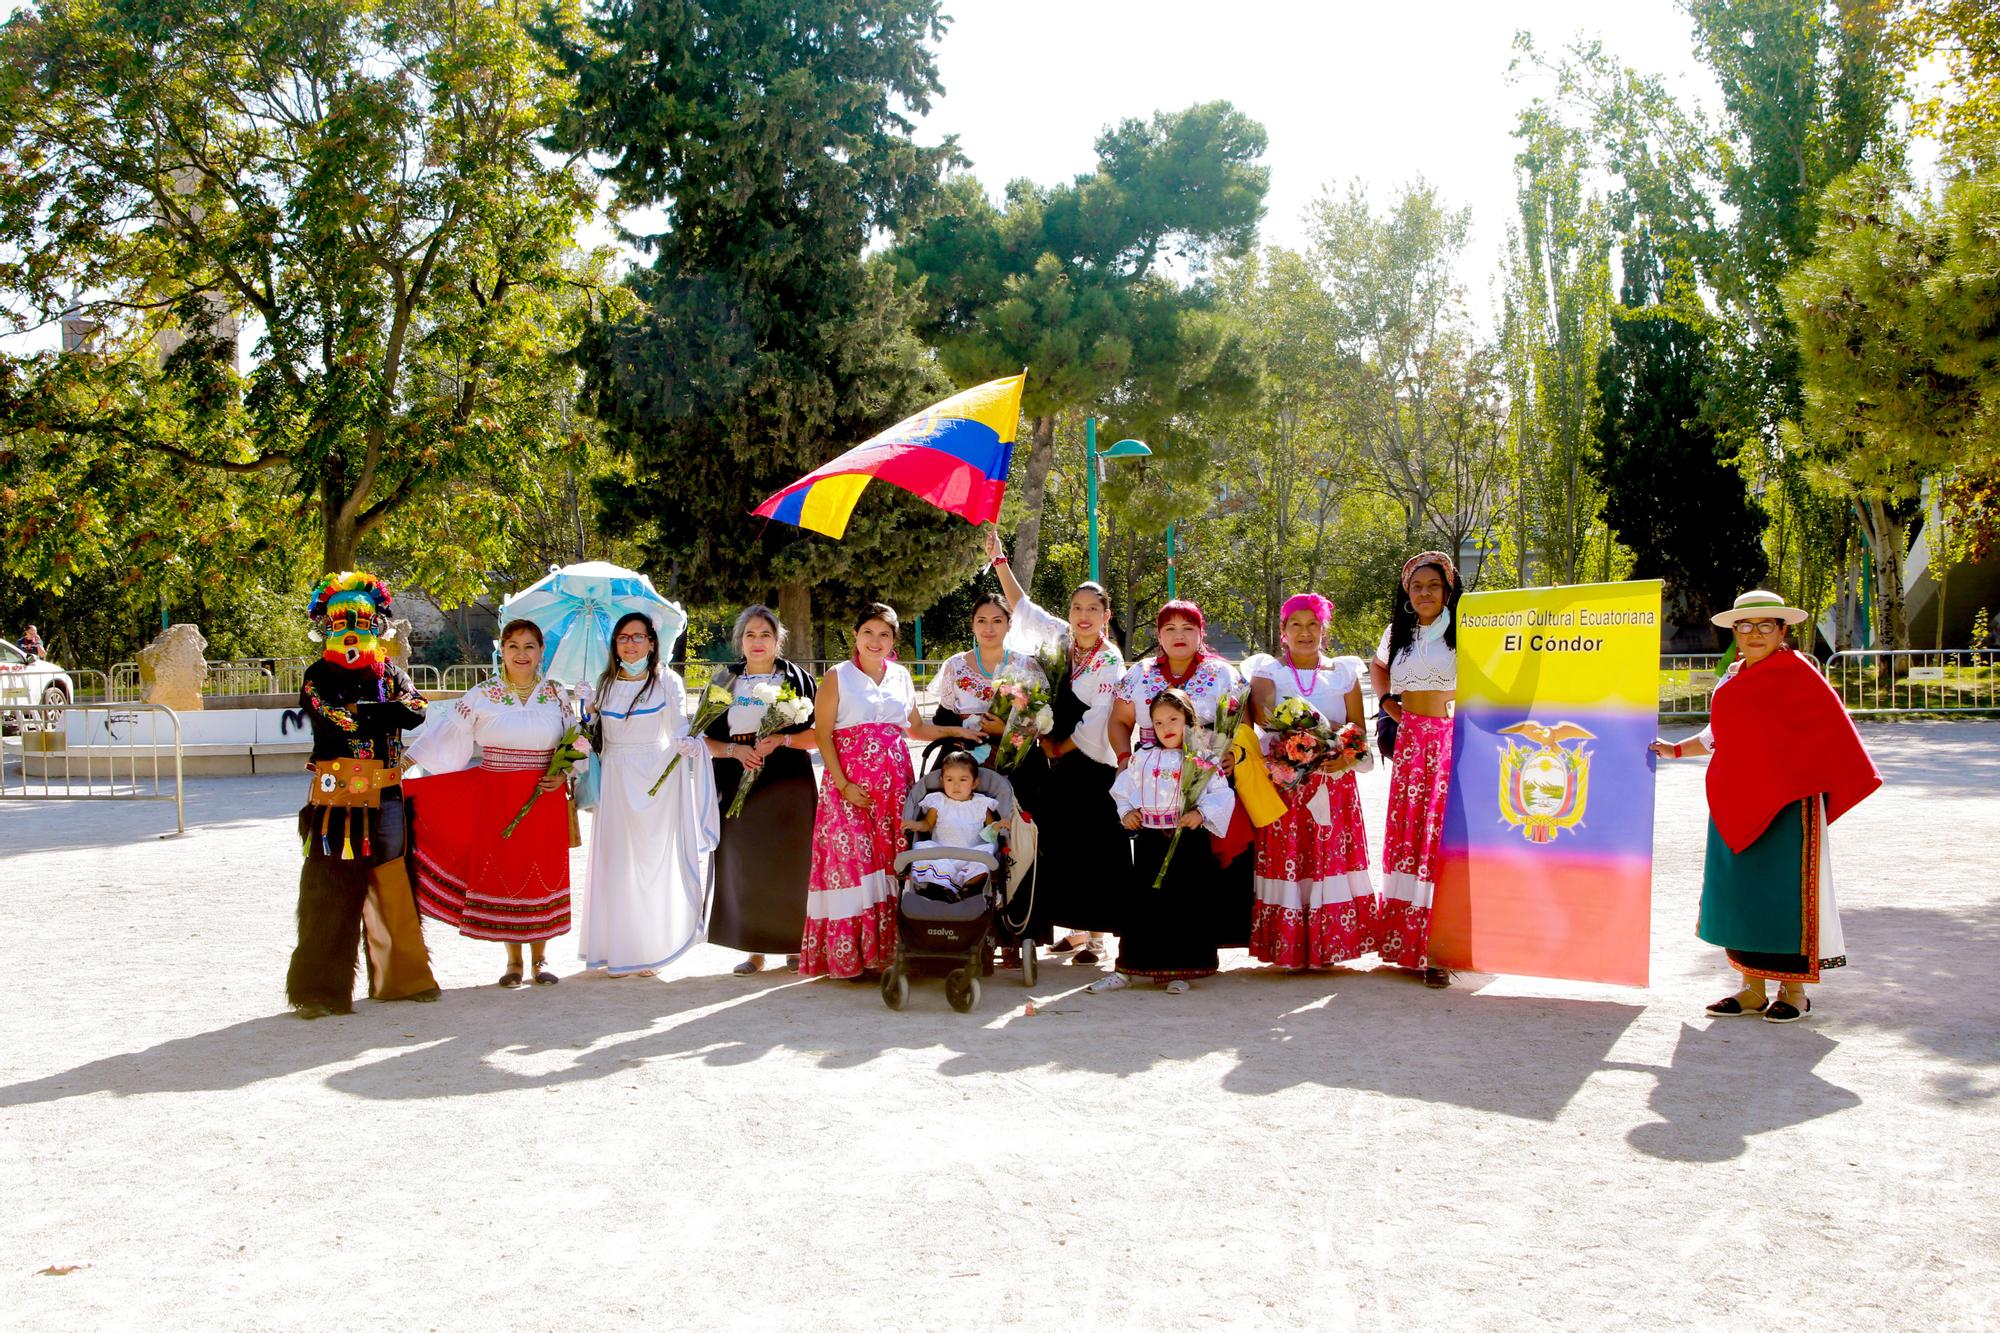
xmin=1825 ymin=648 xmax=2000 ymax=714
xmin=0 ymin=701 xmax=185 ymax=834
xmin=66 ymin=668 xmax=111 ymax=703
xmin=1658 ymin=655 xmax=1730 ymax=719
xmin=442 ymin=664 xmax=491 ymax=693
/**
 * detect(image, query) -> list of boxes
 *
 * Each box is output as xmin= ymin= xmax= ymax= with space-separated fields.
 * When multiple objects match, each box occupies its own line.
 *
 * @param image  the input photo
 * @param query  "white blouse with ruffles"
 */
xmin=1255 ymin=655 xmax=1360 ymax=725
xmin=406 ymin=676 xmax=572 ymax=774
xmin=1004 ymin=597 xmax=1125 ymax=766
xmin=1110 ymin=747 xmax=1236 ymax=833
xmin=1374 ymin=617 xmax=1457 ymax=693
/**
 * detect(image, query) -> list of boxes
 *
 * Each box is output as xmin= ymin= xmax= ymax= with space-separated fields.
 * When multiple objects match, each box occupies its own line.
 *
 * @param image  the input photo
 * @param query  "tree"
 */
xmin=1502 ymin=107 xmax=1614 ymax=586
xmin=1782 ymin=165 xmax=2000 ymax=655
xmin=548 ymin=0 xmax=972 ymax=652
xmin=1306 ymin=180 xmax=1511 ymax=576
xmin=1593 ymin=233 xmax=1767 ymax=625
xmin=0 ymin=0 xmax=602 ymax=592
xmin=1522 ymin=0 xmax=1906 ymax=630
xmin=894 ymin=101 xmax=1270 ymax=591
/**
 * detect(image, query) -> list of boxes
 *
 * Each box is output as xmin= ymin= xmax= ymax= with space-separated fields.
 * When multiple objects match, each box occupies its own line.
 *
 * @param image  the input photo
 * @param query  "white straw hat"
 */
xmin=1710 ymin=589 xmax=1809 ymax=629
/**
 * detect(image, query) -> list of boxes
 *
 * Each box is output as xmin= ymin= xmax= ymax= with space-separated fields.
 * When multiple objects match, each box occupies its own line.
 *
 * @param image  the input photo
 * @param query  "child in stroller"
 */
xmin=883 ymin=756 xmax=1037 ymax=1012
xmin=903 ymin=752 xmax=999 ymax=903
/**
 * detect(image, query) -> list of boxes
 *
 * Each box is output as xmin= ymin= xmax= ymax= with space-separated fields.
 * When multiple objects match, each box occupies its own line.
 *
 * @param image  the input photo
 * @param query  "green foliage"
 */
xmin=894 ymin=102 xmax=1270 ymax=589
xmin=0 ymin=0 xmax=604 ymax=602
xmin=1519 ymin=0 xmax=1906 ymax=632
xmin=1593 ymin=234 xmax=1767 ymax=624
xmin=1502 ymin=107 xmax=1615 ymax=586
xmin=549 ymin=0 xmax=973 ymax=641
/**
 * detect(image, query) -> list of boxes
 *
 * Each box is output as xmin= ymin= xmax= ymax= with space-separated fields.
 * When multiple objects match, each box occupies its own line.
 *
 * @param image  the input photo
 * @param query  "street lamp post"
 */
xmin=1085 ymin=416 xmax=1151 ymax=584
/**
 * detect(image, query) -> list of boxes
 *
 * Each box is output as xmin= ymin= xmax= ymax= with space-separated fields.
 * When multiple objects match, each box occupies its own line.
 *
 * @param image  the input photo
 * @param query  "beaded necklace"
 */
xmin=1286 ymin=652 xmax=1321 ymax=700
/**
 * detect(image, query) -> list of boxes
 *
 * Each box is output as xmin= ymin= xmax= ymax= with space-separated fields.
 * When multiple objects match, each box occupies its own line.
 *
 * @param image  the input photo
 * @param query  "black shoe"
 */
xmin=1705 ymin=994 xmax=1769 ymax=1017
xmin=1072 ymin=948 xmax=1100 ymax=966
xmin=1763 ymin=996 xmax=1811 ymax=1024
xmin=1422 ymin=966 xmax=1450 ymax=989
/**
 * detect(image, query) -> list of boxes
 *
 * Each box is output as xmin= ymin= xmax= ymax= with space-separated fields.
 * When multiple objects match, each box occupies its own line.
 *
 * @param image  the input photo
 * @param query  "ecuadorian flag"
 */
xmin=754 ymin=373 xmax=1026 ymax=539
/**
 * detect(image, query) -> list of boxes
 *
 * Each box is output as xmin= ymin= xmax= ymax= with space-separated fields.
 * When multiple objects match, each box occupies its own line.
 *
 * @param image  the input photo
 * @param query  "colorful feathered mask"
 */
xmin=307 ymin=571 xmax=395 ymax=670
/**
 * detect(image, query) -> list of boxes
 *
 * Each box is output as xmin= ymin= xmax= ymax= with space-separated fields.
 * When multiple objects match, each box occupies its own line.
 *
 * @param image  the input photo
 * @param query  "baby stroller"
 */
xmin=883 ymin=763 xmax=1039 ymax=1012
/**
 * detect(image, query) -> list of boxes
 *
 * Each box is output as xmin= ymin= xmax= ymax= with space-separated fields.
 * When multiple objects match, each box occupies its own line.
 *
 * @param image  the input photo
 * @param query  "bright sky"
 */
xmin=1 ymin=0 xmax=1722 ymax=351
xmin=917 ymin=0 xmax=1719 ymax=316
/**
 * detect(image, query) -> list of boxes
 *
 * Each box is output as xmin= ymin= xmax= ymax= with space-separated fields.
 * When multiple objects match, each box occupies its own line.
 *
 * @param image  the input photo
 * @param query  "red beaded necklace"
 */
xmin=1157 ymin=652 xmax=1203 ymax=691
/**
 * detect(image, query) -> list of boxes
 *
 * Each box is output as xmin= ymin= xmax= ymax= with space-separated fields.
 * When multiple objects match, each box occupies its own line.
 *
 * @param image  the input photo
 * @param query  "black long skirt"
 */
xmin=1211 ymin=820 xmax=1256 ymax=950
xmin=707 ymin=749 xmax=814 ymax=954
xmin=1117 ymin=827 xmax=1221 ymax=980
xmin=1020 ymin=749 xmax=1125 ymax=940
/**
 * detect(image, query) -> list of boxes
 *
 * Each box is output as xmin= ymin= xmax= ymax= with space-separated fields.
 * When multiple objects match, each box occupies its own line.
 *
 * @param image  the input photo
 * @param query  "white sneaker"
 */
xmin=1164 ymin=979 xmax=1191 ymax=995
xmin=1087 ymin=973 xmax=1130 ymax=994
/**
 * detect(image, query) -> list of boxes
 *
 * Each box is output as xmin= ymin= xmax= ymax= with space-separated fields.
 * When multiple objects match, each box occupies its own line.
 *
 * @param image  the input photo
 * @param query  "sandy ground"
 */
xmin=1 ymin=721 xmax=1997 ymax=1331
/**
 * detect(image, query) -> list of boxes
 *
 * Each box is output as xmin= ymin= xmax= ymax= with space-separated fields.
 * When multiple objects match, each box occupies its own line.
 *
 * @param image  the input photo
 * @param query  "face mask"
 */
xmin=618 ymin=658 xmax=649 ymax=677
xmin=321 ymin=596 xmax=384 ymax=669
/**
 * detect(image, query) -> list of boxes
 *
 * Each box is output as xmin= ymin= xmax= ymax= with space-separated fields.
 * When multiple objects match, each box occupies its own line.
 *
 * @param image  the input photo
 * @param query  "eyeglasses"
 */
xmin=614 ymin=633 xmax=652 ymax=645
xmin=1731 ymin=619 xmax=1783 ymax=634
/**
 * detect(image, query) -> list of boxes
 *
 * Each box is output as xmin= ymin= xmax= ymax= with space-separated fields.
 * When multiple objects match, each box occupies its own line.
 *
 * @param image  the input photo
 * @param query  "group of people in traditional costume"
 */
xmin=284 ymin=550 xmax=1877 ymax=1029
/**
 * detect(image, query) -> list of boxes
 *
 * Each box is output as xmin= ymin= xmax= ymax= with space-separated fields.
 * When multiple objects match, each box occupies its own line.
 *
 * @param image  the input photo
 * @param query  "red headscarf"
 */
xmin=1705 ymin=647 xmax=1881 ymax=852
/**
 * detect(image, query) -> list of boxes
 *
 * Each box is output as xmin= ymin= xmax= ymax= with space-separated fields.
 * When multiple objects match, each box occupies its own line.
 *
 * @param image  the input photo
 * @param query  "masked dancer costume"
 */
xmin=285 ymin=572 xmax=440 ymax=1018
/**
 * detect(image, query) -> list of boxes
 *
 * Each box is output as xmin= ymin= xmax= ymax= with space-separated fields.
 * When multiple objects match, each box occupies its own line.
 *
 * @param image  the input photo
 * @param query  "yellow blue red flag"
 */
xmin=754 ymin=373 xmax=1027 ymax=538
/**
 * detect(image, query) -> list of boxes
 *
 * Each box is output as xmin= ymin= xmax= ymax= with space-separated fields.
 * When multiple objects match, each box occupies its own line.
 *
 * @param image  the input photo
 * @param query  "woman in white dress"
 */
xmin=577 ymin=612 xmax=718 ymax=978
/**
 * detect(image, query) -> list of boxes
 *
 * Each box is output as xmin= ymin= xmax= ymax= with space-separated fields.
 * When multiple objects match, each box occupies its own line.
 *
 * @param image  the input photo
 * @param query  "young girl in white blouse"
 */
xmin=1091 ymin=689 xmax=1236 ymax=995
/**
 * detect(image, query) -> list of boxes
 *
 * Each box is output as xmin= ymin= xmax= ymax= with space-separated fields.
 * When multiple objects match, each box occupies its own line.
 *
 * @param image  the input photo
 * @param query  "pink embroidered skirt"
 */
xmin=407 ymin=749 xmax=571 ymax=943
xmin=799 ymin=724 xmax=912 ymax=978
xmin=1377 ymin=713 xmax=1453 ymax=968
xmin=1248 ymin=767 xmax=1373 ymax=968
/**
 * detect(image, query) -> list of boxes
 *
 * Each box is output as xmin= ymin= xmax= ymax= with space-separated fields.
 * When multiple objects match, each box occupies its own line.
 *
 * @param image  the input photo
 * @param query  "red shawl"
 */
xmin=1706 ymin=647 xmax=1881 ymax=853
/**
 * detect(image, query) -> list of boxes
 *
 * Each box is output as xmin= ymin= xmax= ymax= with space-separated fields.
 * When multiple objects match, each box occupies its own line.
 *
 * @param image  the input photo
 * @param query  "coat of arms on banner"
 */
xmin=1497 ymin=720 xmax=1596 ymax=844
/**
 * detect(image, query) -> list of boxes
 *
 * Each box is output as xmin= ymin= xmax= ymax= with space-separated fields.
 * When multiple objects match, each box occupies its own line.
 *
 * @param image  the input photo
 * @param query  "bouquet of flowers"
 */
xmin=989 ymin=675 xmax=1056 ymax=771
xmin=651 ymin=683 xmax=733 ymax=795
xmin=724 ymin=679 xmax=813 ymax=818
xmin=502 ymin=725 xmax=592 ymax=838
xmin=1263 ymin=696 xmax=1332 ymax=790
xmin=1331 ymin=721 xmax=1371 ymax=770
xmin=1152 ymin=688 xmax=1246 ymax=888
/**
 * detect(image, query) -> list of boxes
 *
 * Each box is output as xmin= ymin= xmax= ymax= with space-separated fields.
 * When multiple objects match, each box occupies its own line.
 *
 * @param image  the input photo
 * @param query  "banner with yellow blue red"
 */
xmin=1430 ymin=579 xmax=1663 ymax=986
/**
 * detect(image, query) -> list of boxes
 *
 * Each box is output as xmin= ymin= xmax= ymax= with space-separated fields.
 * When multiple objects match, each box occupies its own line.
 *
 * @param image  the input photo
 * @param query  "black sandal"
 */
xmin=1072 ymin=948 xmax=1100 ymax=966
xmin=1423 ymin=966 xmax=1451 ymax=989
xmin=498 ymin=969 xmax=524 ymax=989
xmin=1762 ymin=996 xmax=1811 ymax=1024
xmin=531 ymin=959 xmax=559 ymax=986
xmin=1705 ymin=994 xmax=1769 ymax=1017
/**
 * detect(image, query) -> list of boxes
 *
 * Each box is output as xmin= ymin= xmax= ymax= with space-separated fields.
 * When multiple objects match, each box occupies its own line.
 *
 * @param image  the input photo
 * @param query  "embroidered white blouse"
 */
xmin=831 ymin=659 xmax=915 ymax=730
xmin=1110 ymin=747 xmax=1236 ymax=833
xmin=407 ymin=675 xmax=573 ymax=774
xmin=933 ymin=648 xmax=1048 ymax=717
xmin=1003 ymin=597 xmax=1125 ymax=766
xmin=1115 ymin=655 xmax=1242 ymax=747
xmin=1374 ymin=615 xmax=1458 ymax=693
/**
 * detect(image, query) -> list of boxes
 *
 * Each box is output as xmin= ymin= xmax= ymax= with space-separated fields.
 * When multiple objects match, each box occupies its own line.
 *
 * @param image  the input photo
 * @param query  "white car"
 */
xmin=0 ymin=638 xmax=74 ymax=708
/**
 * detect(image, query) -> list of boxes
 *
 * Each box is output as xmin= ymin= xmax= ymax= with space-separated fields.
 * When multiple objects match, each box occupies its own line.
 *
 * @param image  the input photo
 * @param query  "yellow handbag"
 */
xmin=1228 ymin=722 xmax=1288 ymax=828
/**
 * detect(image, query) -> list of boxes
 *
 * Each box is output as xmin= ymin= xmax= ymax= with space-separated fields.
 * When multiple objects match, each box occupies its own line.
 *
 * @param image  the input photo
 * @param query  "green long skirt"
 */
xmin=1697 ymin=797 xmax=1846 ymax=983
